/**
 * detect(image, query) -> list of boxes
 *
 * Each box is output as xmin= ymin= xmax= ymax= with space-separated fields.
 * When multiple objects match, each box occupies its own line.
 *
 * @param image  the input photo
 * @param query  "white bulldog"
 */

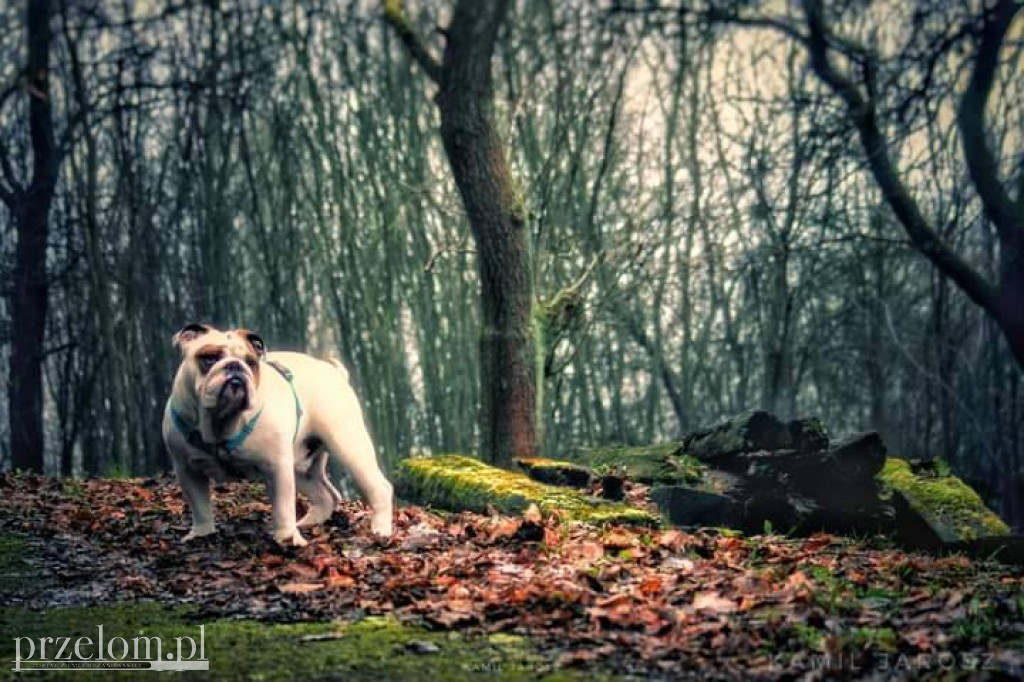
xmin=162 ymin=323 xmax=393 ymax=547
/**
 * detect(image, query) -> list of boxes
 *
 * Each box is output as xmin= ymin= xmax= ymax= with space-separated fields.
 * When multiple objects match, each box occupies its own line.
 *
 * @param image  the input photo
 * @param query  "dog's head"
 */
xmin=172 ymin=323 xmax=266 ymax=433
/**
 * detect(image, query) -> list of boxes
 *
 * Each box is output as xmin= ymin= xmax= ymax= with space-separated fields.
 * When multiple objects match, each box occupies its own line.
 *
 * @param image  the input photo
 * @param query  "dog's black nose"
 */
xmin=227 ymin=376 xmax=244 ymax=388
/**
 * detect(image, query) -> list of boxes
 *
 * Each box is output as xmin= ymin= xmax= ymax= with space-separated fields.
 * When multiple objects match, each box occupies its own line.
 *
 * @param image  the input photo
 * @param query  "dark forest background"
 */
xmin=1 ymin=0 xmax=1022 ymax=530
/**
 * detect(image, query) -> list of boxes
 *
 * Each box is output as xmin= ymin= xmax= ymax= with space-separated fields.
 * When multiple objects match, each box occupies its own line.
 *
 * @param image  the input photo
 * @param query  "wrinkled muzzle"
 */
xmin=200 ymin=358 xmax=255 ymax=418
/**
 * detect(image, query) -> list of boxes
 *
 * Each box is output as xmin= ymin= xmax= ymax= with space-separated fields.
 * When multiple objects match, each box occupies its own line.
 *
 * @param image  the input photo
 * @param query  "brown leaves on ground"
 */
xmin=1 ymin=473 xmax=1022 ymax=679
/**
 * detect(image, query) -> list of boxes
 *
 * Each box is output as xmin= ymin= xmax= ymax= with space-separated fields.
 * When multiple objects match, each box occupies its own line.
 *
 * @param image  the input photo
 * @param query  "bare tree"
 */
xmin=385 ymin=0 xmax=538 ymax=466
xmin=709 ymin=0 xmax=1024 ymax=369
xmin=1 ymin=0 xmax=58 ymax=472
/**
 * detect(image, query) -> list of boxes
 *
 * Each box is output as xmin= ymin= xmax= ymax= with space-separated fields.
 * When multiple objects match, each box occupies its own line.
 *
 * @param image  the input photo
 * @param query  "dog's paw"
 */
xmin=370 ymin=515 xmax=393 ymax=538
xmin=273 ymin=528 xmax=308 ymax=548
xmin=297 ymin=509 xmax=334 ymax=528
xmin=183 ymin=524 xmax=216 ymax=542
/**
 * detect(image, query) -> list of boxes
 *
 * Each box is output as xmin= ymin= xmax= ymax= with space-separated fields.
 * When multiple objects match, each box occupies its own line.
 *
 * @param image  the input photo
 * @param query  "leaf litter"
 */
xmin=1 ymin=473 xmax=1022 ymax=679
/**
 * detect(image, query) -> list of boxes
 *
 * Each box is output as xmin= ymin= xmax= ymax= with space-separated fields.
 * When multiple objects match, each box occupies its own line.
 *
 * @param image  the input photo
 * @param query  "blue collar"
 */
xmin=170 ymin=403 xmax=264 ymax=456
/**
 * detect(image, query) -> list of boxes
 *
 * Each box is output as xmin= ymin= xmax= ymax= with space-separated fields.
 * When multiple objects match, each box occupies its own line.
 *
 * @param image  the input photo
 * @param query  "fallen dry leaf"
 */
xmin=278 ymin=582 xmax=325 ymax=594
xmin=692 ymin=592 xmax=739 ymax=613
xmin=602 ymin=529 xmax=637 ymax=550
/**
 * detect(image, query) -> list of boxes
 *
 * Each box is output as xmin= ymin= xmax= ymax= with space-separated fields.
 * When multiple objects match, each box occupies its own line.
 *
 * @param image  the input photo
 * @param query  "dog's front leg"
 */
xmin=265 ymin=459 xmax=308 ymax=547
xmin=172 ymin=456 xmax=216 ymax=542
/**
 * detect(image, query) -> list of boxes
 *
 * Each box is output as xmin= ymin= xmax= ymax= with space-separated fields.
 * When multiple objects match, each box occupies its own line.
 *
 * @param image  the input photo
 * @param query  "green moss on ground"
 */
xmin=395 ymin=455 xmax=657 ymax=526
xmin=0 ymin=603 xmax=593 ymax=681
xmin=878 ymin=458 xmax=1010 ymax=542
xmin=569 ymin=443 xmax=704 ymax=486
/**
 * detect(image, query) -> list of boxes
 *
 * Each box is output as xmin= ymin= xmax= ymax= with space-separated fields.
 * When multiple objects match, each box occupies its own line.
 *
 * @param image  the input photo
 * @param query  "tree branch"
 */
xmin=801 ymin=0 xmax=1001 ymax=318
xmin=0 ymin=142 xmax=19 ymax=206
xmin=956 ymin=0 xmax=1021 ymax=241
xmin=705 ymin=8 xmax=809 ymax=46
xmin=382 ymin=0 xmax=442 ymax=84
xmin=0 ymin=78 xmax=25 ymax=205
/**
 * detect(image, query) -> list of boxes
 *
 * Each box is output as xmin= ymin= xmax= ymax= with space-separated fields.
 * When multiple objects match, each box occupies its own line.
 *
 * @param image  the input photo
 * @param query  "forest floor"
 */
xmin=0 ymin=473 xmax=1022 ymax=681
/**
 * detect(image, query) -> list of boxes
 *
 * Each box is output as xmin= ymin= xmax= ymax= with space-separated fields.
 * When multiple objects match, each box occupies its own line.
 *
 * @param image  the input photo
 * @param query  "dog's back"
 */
xmin=266 ymin=351 xmax=350 ymax=383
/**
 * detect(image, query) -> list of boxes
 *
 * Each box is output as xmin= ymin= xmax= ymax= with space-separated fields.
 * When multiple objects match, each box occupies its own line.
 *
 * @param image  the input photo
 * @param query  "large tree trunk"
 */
xmin=8 ymin=0 xmax=56 ymax=472
xmin=385 ymin=0 xmax=538 ymax=466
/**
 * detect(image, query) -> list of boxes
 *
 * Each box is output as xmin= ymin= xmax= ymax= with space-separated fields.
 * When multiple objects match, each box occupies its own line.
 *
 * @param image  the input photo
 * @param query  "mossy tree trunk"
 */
xmin=384 ymin=0 xmax=538 ymax=466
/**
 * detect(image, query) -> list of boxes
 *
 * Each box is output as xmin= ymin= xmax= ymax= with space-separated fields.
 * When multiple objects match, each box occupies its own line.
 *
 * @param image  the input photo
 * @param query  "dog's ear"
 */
xmin=172 ymin=323 xmax=211 ymax=353
xmin=242 ymin=331 xmax=267 ymax=359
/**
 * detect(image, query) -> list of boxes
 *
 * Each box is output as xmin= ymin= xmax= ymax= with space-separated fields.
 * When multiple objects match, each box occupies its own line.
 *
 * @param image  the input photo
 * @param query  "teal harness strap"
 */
xmin=169 ymin=405 xmax=194 ymax=440
xmin=266 ymin=360 xmax=303 ymax=443
xmin=222 ymin=406 xmax=264 ymax=451
xmin=169 ymin=404 xmax=264 ymax=458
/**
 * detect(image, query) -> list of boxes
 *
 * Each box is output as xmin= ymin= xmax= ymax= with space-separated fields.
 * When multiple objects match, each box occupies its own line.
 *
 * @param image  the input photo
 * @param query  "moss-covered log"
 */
xmin=649 ymin=485 xmax=741 ymax=528
xmin=878 ymin=458 xmax=1010 ymax=548
xmin=737 ymin=432 xmax=886 ymax=483
xmin=568 ymin=443 xmax=703 ymax=485
xmin=787 ymin=417 xmax=830 ymax=452
xmin=514 ymin=457 xmax=592 ymax=488
xmin=395 ymin=455 xmax=658 ymax=526
xmin=681 ymin=410 xmax=793 ymax=461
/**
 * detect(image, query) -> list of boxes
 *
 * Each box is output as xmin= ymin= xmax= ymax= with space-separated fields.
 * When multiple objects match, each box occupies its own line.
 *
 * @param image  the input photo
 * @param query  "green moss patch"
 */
xmin=395 ymin=455 xmax=658 ymax=526
xmin=569 ymin=443 xmax=704 ymax=486
xmin=878 ymin=458 xmax=1010 ymax=543
xmin=0 ymin=603 xmax=587 ymax=681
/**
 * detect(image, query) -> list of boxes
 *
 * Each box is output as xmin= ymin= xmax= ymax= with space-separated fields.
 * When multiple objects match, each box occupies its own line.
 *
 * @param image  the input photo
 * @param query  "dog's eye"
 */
xmin=245 ymin=358 xmax=259 ymax=369
xmin=197 ymin=353 xmax=221 ymax=372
